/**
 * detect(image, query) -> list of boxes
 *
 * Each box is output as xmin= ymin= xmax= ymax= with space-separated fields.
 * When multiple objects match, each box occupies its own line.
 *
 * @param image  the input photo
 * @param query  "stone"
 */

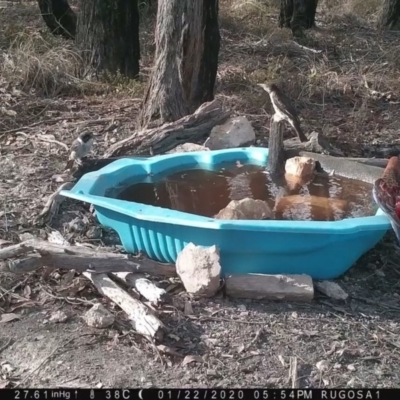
xmin=225 ymin=273 xmax=314 ymax=302
xmin=205 ymin=116 xmax=256 ymax=150
xmin=176 ymin=243 xmax=221 ymax=298
xmin=49 ymin=310 xmax=68 ymax=323
xmin=168 ymin=143 xmax=210 ymax=153
xmin=285 ymin=156 xmax=316 ymax=179
xmin=314 ymin=281 xmax=348 ymax=301
xmin=215 ymin=198 xmax=273 ymax=220
xmin=284 ymin=173 xmax=313 ymax=191
xmin=274 ymin=195 xmax=348 ymax=221
xmin=83 ymin=303 xmax=115 ymax=328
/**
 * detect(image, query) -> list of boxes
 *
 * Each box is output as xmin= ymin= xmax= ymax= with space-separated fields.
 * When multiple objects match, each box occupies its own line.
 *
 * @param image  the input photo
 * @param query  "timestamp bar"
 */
xmin=1 ymin=388 xmax=395 ymax=400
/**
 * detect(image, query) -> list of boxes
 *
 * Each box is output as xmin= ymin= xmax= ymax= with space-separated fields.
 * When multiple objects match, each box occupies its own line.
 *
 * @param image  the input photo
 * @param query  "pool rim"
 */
xmin=60 ymin=147 xmax=391 ymax=235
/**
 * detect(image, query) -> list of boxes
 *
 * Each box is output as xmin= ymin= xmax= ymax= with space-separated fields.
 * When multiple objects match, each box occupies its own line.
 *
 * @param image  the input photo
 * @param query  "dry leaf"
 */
xmin=157 ymin=345 xmax=183 ymax=358
xmin=1 ymin=108 xmax=17 ymax=117
xmin=184 ymin=301 xmax=194 ymax=316
xmin=23 ymin=285 xmax=31 ymax=299
xmin=316 ymin=360 xmax=329 ymax=372
xmin=0 ymin=313 xmax=20 ymax=323
xmin=0 ymin=380 xmax=10 ymax=389
xmin=167 ymin=333 xmax=180 ymax=341
xmin=181 ymin=355 xmax=204 ymax=366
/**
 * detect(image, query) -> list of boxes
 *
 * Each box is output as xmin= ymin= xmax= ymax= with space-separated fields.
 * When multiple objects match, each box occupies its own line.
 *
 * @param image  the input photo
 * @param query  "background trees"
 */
xmin=139 ymin=0 xmax=220 ymax=128
xmin=379 ymin=0 xmax=400 ymax=29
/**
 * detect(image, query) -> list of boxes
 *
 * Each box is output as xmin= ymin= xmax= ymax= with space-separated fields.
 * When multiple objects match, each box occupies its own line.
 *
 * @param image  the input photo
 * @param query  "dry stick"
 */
xmin=0 ymin=239 xmax=177 ymax=277
xmin=83 ymin=272 xmax=164 ymax=341
xmin=289 ymin=356 xmax=299 ymax=388
xmin=34 ymin=181 xmax=74 ymax=226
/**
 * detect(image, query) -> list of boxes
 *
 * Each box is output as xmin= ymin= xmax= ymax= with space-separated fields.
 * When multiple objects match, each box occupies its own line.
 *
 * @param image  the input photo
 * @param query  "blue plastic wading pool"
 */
xmin=60 ymin=148 xmax=391 ymax=280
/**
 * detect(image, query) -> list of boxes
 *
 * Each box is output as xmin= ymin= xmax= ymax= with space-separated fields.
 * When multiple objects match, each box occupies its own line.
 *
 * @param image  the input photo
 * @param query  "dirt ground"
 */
xmin=1 ymin=0 xmax=400 ymax=389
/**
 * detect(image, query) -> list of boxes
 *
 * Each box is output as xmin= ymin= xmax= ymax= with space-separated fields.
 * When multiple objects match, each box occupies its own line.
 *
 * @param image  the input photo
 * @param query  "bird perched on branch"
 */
xmin=65 ymin=131 xmax=94 ymax=171
xmin=373 ymin=156 xmax=400 ymax=245
xmin=258 ymin=82 xmax=308 ymax=143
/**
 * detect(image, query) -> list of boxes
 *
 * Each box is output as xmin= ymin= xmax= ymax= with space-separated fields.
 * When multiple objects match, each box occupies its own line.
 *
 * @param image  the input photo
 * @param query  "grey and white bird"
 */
xmin=258 ymin=82 xmax=308 ymax=143
xmin=65 ymin=131 xmax=94 ymax=170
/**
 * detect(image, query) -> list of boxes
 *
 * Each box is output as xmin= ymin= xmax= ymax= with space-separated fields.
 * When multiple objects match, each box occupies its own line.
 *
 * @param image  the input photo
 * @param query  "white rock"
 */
xmin=214 ymin=198 xmax=273 ymax=220
xmin=314 ymin=281 xmax=348 ymax=301
xmin=205 ymin=116 xmax=256 ymax=150
xmin=49 ymin=310 xmax=68 ymax=323
xmin=83 ymin=303 xmax=115 ymax=328
xmin=176 ymin=243 xmax=221 ymax=298
xmin=285 ymin=156 xmax=316 ymax=179
xmin=168 ymin=143 xmax=210 ymax=153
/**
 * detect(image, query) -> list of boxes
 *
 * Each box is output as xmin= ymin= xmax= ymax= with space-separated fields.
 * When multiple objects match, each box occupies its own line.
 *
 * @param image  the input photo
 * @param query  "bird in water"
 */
xmin=258 ymin=82 xmax=308 ymax=143
xmin=372 ymin=156 xmax=400 ymax=245
xmin=65 ymin=131 xmax=94 ymax=171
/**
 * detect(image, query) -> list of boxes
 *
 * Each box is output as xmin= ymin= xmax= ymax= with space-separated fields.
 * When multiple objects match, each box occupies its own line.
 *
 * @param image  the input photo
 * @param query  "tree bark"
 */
xmin=378 ymin=0 xmax=400 ymax=29
xmin=279 ymin=0 xmax=318 ymax=36
xmin=37 ymin=0 xmax=77 ymax=39
xmin=76 ymin=0 xmax=140 ymax=79
xmin=138 ymin=0 xmax=220 ymax=129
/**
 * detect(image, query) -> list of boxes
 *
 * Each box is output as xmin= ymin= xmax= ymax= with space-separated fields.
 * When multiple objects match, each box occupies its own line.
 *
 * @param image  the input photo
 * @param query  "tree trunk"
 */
xmin=379 ymin=0 xmax=400 ymax=29
xmin=76 ymin=0 xmax=140 ymax=79
xmin=138 ymin=0 xmax=220 ymax=129
xmin=279 ymin=0 xmax=318 ymax=36
xmin=37 ymin=0 xmax=77 ymax=39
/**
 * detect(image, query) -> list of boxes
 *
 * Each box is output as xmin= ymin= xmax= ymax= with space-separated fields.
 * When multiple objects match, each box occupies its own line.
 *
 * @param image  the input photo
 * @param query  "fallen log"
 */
xmin=83 ymin=272 xmax=164 ymax=341
xmin=103 ymin=100 xmax=231 ymax=157
xmin=112 ymin=272 xmax=168 ymax=305
xmin=0 ymin=239 xmax=177 ymax=277
xmin=225 ymin=273 xmax=314 ymax=302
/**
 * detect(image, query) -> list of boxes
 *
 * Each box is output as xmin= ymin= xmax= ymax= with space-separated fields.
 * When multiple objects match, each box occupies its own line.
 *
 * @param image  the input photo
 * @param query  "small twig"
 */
xmin=40 ymin=287 xmax=96 ymax=306
xmin=36 ymin=135 xmax=69 ymax=151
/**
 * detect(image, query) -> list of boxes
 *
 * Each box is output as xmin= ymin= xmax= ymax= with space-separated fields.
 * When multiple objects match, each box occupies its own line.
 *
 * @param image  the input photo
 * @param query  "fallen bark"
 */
xmin=225 ymin=273 xmax=314 ymax=302
xmin=0 ymin=239 xmax=177 ymax=277
xmin=104 ymin=100 xmax=231 ymax=157
xmin=83 ymin=272 xmax=164 ymax=340
xmin=112 ymin=272 xmax=168 ymax=304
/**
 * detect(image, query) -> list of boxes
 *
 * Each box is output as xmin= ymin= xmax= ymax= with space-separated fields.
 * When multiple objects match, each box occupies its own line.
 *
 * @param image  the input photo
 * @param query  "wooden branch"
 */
xmin=267 ymin=119 xmax=285 ymax=176
xmin=0 ymin=239 xmax=177 ymax=277
xmin=34 ymin=181 xmax=74 ymax=226
xmin=83 ymin=272 xmax=164 ymax=341
xmin=283 ymin=131 xmax=344 ymax=157
xmin=103 ymin=100 xmax=231 ymax=157
xmin=225 ymin=273 xmax=314 ymax=302
xmin=112 ymin=272 xmax=168 ymax=305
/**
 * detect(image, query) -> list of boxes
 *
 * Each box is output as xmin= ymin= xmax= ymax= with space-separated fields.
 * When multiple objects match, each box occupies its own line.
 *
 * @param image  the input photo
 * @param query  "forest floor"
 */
xmin=1 ymin=0 xmax=400 ymax=389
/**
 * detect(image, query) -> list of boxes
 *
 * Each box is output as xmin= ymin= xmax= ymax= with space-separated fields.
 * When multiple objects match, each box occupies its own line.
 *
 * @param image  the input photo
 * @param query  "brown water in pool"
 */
xmin=110 ymin=163 xmax=376 ymax=221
